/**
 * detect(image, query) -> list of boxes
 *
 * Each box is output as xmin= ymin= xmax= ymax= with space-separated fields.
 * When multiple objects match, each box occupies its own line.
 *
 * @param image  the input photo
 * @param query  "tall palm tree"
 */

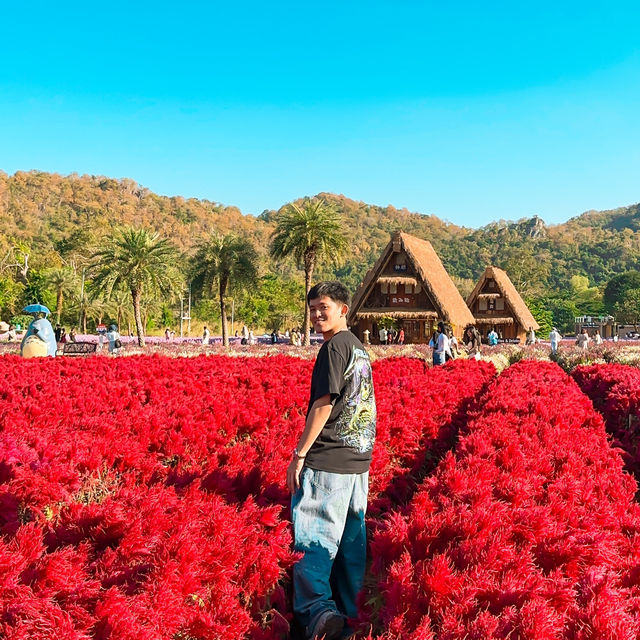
xmin=270 ymin=198 xmax=348 ymax=345
xmin=191 ymin=233 xmax=258 ymax=347
xmin=90 ymin=227 xmax=182 ymax=346
xmin=45 ymin=267 xmax=77 ymax=324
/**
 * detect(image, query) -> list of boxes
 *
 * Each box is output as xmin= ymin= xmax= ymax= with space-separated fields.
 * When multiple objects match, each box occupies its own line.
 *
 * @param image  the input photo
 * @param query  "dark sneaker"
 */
xmin=308 ymin=610 xmax=345 ymax=640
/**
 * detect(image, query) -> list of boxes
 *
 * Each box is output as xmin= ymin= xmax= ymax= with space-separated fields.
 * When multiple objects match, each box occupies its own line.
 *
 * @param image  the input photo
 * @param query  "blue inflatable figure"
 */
xmin=21 ymin=316 xmax=58 ymax=358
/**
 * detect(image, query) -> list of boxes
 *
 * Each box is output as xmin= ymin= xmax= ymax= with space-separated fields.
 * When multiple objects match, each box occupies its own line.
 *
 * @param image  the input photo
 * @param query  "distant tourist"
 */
xmin=576 ymin=328 xmax=591 ymax=351
xmin=549 ymin=327 xmax=562 ymax=354
xmin=107 ymin=324 xmax=121 ymax=354
xmin=526 ymin=326 xmax=536 ymax=345
xmin=97 ymin=327 xmax=107 ymax=352
xmin=396 ymin=327 xmax=405 ymax=345
xmin=165 ymin=328 xmax=171 ymax=342
xmin=463 ymin=324 xmax=481 ymax=358
xmin=447 ymin=327 xmax=459 ymax=359
xmin=271 ymin=330 xmax=278 ymax=344
xmin=69 ymin=328 xmax=77 ymax=343
xmin=594 ymin=329 xmax=603 ymax=345
xmin=202 ymin=325 xmax=210 ymax=345
xmin=488 ymin=327 xmax=498 ymax=346
xmin=378 ymin=326 xmax=387 ymax=345
xmin=429 ymin=329 xmax=438 ymax=364
xmin=433 ymin=321 xmax=449 ymax=366
xmin=362 ymin=328 xmax=370 ymax=344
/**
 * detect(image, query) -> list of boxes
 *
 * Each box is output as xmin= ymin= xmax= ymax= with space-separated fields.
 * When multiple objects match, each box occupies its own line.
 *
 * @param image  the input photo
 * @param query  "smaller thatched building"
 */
xmin=466 ymin=266 xmax=539 ymax=343
xmin=348 ymin=231 xmax=475 ymax=343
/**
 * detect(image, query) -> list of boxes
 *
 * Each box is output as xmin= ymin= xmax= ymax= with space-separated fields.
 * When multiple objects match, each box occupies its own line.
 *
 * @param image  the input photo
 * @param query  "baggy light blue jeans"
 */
xmin=291 ymin=467 xmax=369 ymax=631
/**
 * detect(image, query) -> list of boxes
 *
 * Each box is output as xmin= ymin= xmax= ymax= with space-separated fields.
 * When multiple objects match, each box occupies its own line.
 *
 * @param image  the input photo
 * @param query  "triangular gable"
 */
xmin=467 ymin=266 xmax=539 ymax=330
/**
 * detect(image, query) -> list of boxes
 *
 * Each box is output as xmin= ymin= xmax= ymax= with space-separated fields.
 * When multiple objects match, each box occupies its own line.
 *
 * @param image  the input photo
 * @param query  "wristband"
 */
xmin=293 ymin=448 xmax=306 ymax=460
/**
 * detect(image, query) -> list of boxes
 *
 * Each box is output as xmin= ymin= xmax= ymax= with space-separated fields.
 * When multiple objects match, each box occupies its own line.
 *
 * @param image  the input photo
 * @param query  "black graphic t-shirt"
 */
xmin=304 ymin=330 xmax=377 ymax=474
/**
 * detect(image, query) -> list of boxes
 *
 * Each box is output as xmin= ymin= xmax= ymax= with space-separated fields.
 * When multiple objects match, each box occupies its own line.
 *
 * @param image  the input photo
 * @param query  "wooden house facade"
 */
xmin=348 ymin=232 xmax=475 ymax=343
xmin=466 ymin=266 xmax=539 ymax=343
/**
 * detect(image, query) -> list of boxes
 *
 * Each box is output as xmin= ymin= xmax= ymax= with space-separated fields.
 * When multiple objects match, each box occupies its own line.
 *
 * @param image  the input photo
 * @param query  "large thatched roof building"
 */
xmin=348 ymin=231 xmax=474 ymax=343
xmin=466 ymin=266 xmax=539 ymax=343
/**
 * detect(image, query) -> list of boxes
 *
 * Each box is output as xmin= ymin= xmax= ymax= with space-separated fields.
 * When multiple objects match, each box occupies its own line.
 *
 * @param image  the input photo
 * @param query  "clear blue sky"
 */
xmin=1 ymin=1 xmax=639 ymax=227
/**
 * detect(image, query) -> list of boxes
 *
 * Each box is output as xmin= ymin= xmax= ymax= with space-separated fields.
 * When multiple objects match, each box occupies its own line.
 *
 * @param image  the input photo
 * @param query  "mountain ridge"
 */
xmin=1 ymin=170 xmax=639 ymax=296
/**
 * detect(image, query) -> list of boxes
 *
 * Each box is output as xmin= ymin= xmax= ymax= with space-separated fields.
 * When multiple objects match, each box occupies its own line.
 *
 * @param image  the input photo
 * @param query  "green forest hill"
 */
xmin=1 ymin=170 xmax=639 ymax=334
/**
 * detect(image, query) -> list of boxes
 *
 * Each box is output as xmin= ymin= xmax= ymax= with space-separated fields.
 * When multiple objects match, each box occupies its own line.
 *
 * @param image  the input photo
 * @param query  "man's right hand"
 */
xmin=287 ymin=456 xmax=305 ymax=493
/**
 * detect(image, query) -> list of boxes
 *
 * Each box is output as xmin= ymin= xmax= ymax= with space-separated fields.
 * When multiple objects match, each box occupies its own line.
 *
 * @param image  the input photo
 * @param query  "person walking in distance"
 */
xmin=526 ymin=326 xmax=536 ymax=345
xmin=463 ymin=324 xmax=482 ymax=358
xmin=549 ymin=327 xmax=562 ymax=355
xmin=447 ymin=326 xmax=459 ymax=359
xmin=106 ymin=324 xmax=120 ymax=355
xmin=433 ymin=321 xmax=449 ymax=366
xmin=576 ymin=327 xmax=591 ymax=351
xmin=287 ymin=281 xmax=377 ymax=640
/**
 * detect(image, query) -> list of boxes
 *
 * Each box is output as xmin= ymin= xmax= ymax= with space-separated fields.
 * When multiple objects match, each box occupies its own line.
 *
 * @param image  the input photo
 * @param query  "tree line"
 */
xmin=1 ymin=170 xmax=640 ymax=338
xmin=0 ymin=198 xmax=347 ymax=346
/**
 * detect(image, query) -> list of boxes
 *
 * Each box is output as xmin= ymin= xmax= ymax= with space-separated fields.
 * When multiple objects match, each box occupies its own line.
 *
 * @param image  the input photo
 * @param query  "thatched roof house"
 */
xmin=466 ymin=266 xmax=539 ymax=343
xmin=348 ymin=231 xmax=474 ymax=343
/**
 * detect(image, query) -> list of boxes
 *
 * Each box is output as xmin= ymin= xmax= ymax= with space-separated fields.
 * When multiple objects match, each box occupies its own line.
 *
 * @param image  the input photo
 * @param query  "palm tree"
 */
xmin=270 ymin=198 xmax=348 ymax=345
xmin=90 ymin=227 xmax=182 ymax=346
xmin=191 ymin=233 xmax=258 ymax=347
xmin=45 ymin=267 xmax=77 ymax=324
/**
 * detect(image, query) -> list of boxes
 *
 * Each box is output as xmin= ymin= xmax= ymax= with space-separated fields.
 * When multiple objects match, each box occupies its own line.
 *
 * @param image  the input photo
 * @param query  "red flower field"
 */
xmin=0 ymin=355 xmax=639 ymax=639
xmin=572 ymin=364 xmax=640 ymax=482
xmin=364 ymin=361 xmax=640 ymax=639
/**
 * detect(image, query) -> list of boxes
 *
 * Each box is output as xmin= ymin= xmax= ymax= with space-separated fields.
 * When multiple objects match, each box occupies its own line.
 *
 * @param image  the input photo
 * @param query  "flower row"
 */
xmin=364 ymin=361 xmax=640 ymax=639
xmin=572 ymin=363 xmax=640 ymax=481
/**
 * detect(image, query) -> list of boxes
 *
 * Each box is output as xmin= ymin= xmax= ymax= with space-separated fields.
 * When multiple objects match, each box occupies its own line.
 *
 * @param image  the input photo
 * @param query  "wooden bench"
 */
xmin=62 ymin=341 xmax=97 ymax=356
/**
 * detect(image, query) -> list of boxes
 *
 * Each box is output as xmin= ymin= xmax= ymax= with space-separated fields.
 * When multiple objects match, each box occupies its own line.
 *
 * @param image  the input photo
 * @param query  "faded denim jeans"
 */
xmin=291 ymin=467 xmax=369 ymax=630
xmin=433 ymin=351 xmax=446 ymax=366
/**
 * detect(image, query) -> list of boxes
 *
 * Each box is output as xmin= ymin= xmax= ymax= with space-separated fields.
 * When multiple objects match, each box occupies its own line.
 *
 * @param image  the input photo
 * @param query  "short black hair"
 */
xmin=307 ymin=281 xmax=350 ymax=306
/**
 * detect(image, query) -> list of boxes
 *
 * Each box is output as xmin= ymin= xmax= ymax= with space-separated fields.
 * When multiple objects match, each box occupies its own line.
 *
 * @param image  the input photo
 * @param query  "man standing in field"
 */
xmin=433 ymin=321 xmax=450 ymax=366
xmin=287 ymin=281 xmax=377 ymax=640
xmin=549 ymin=327 xmax=562 ymax=354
